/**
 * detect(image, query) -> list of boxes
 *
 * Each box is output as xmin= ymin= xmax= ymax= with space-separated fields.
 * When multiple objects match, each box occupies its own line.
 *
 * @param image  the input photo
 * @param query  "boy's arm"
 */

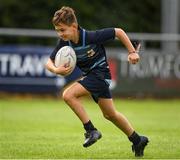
xmin=115 ymin=28 xmax=140 ymax=64
xmin=45 ymin=58 xmax=57 ymax=73
xmin=45 ymin=58 xmax=72 ymax=76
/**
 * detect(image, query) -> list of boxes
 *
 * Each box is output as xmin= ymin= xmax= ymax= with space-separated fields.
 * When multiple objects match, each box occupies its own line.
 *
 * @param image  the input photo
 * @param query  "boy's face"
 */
xmin=55 ymin=23 xmax=77 ymax=41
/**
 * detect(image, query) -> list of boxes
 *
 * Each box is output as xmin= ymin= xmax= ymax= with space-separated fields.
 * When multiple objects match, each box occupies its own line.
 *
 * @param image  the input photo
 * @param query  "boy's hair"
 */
xmin=52 ymin=6 xmax=77 ymax=26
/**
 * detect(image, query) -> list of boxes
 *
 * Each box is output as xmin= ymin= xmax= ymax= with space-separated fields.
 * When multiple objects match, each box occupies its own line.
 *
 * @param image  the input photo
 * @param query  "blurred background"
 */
xmin=0 ymin=0 xmax=180 ymax=98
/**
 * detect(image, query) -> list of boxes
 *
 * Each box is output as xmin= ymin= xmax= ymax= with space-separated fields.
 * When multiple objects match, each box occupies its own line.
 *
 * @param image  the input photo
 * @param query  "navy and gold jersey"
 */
xmin=50 ymin=26 xmax=115 ymax=79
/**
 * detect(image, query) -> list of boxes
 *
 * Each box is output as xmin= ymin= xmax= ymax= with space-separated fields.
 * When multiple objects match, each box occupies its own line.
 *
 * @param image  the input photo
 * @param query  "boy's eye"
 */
xmin=56 ymin=28 xmax=65 ymax=32
xmin=57 ymin=29 xmax=65 ymax=32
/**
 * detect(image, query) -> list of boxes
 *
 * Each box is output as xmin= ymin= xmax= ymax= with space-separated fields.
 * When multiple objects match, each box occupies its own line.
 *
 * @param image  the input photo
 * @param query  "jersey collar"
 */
xmin=68 ymin=26 xmax=84 ymax=47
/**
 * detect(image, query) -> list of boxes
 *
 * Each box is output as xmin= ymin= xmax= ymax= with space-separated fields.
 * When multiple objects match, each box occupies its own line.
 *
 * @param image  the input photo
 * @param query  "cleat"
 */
xmin=132 ymin=136 xmax=149 ymax=157
xmin=83 ymin=130 xmax=102 ymax=147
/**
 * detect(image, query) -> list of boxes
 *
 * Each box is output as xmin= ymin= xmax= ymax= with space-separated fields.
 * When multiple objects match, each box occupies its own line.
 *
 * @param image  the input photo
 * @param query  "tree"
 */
xmin=0 ymin=0 xmax=161 ymax=44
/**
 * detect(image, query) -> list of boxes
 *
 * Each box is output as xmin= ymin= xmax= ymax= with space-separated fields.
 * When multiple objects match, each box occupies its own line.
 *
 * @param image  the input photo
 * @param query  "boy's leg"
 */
xmin=98 ymin=98 xmax=134 ymax=136
xmin=62 ymin=82 xmax=101 ymax=147
xmin=62 ymin=82 xmax=90 ymax=123
xmin=98 ymin=98 xmax=148 ymax=157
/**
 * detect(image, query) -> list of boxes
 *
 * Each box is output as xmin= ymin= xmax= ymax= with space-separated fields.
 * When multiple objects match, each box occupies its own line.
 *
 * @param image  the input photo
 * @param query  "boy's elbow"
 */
xmin=45 ymin=59 xmax=56 ymax=73
xmin=115 ymin=28 xmax=125 ymax=37
xmin=45 ymin=62 xmax=49 ymax=70
xmin=45 ymin=59 xmax=52 ymax=71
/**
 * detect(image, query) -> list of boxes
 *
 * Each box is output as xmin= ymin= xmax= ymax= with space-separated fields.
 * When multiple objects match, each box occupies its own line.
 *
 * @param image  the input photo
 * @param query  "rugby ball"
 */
xmin=55 ymin=46 xmax=76 ymax=76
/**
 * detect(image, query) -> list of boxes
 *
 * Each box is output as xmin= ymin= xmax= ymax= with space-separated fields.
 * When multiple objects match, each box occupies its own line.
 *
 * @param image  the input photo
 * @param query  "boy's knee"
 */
xmin=62 ymin=91 xmax=74 ymax=102
xmin=103 ymin=112 xmax=117 ymax=121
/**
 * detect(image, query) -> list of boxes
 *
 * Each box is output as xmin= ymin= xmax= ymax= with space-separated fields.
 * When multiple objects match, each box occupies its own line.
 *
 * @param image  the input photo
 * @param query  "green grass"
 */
xmin=0 ymin=98 xmax=180 ymax=159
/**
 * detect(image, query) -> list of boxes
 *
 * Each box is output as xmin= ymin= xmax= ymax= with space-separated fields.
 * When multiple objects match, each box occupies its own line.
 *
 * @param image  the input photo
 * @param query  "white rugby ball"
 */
xmin=55 ymin=46 xmax=76 ymax=76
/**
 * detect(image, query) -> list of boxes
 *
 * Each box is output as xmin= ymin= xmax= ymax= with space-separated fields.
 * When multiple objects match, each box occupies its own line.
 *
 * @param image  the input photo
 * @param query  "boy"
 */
xmin=46 ymin=6 xmax=149 ymax=157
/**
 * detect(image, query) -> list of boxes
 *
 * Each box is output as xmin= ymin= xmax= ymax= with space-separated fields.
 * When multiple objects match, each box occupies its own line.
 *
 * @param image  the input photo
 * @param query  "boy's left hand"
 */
xmin=128 ymin=43 xmax=141 ymax=64
xmin=128 ymin=52 xmax=140 ymax=64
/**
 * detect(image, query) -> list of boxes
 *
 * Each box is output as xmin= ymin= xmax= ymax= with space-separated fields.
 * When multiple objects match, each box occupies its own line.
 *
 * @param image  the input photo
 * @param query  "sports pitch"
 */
xmin=0 ymin=98 xmax=180 ymax=159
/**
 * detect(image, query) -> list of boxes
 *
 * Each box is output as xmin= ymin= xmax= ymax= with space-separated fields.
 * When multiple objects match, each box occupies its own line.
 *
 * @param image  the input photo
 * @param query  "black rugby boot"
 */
xmin=83 ymin=130 xmax=102 ymax=147
xmin=132 ymin=136 xmax=149 ymax=157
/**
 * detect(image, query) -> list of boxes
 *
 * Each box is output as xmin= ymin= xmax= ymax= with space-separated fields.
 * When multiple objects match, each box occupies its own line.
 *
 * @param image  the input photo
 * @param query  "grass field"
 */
xmin=0 ymin=98 xmax=180 ymax=159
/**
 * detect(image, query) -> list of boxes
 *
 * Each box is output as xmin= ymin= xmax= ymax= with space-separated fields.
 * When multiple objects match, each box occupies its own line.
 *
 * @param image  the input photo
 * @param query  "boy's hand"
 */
xmin=128 ymin=43 xmax=141 ymax=64
xmin=128 ymin=53 xmax=140 ymax=64
xmin=54 ymin=64 xmax=72 ymax=76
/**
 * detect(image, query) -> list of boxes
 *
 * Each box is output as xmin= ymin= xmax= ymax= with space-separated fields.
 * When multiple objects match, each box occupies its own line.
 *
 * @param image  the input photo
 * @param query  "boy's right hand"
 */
xmin=54 ymin=65 xmax=72 ymax=76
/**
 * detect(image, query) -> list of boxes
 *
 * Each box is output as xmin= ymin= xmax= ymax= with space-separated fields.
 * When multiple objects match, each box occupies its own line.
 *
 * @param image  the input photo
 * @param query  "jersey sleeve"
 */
xmin=49 ymin=39 xmax=67 ymax=61
xmin=86 ymin=28 xmax=115 ymax=44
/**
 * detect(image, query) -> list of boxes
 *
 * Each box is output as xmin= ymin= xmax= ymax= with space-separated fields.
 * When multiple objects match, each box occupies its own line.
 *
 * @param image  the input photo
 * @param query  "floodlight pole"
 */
xmin=161 ymin=0 xmax=179 ymax=54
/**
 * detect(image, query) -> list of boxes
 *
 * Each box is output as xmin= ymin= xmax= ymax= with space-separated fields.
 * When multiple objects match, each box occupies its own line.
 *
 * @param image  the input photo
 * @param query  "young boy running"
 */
xmin=46 ymin=6 xmax=149 ymax=157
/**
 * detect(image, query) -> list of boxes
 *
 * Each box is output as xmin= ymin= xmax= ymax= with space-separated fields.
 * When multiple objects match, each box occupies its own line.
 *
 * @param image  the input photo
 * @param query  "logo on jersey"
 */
xmin=87 ymin=49 xmax=95 ymax=57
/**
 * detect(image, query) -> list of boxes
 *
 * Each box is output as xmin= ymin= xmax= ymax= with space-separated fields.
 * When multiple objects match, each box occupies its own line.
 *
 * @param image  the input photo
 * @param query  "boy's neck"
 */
xmin=72 ymin=29 xmax=79 ymax=44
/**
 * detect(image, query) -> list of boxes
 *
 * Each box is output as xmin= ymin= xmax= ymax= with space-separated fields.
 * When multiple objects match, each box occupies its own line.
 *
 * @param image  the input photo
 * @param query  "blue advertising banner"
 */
xmin=1 ymin=45 xmax=179 ymax=97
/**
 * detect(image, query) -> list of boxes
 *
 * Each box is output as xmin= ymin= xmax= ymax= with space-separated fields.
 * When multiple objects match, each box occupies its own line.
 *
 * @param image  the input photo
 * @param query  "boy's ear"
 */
xmin=72 ymin=23 xmax=78 ymax=29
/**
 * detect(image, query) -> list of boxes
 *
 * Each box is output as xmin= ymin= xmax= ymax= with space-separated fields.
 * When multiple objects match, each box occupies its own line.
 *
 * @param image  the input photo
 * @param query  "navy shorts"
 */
xmin=78 ymin=71 xmax=112 ymax=103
